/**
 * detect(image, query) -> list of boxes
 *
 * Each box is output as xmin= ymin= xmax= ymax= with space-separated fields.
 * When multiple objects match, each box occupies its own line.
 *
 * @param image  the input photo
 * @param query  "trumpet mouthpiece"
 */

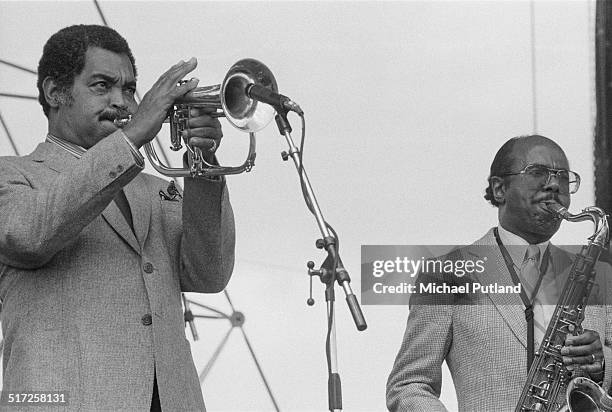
xmin=113 ymin=115 xmax=132 ymax=128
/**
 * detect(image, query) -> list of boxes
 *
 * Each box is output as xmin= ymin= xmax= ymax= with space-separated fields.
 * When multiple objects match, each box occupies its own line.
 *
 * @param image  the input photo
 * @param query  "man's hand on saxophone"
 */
xmin=562 ymin=329 xmax=605 ymax=383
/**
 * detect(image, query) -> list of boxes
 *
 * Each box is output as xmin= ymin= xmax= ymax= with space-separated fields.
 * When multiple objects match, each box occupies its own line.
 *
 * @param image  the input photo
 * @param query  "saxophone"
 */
xmin=515 ymin=203 xmax=611 ymax=412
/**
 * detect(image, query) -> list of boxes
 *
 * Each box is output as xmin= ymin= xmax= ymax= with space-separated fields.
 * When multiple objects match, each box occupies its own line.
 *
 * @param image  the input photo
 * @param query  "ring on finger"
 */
xmin=591 ymin=354 xmax=596 ymax=364
xmin=208 ymin=139 xmax=217 ymax=153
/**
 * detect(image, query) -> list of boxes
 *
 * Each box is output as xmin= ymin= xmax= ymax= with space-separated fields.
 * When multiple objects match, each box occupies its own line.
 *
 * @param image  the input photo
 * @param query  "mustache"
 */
xmin=99 ymin=110 xmax=132 ymax=122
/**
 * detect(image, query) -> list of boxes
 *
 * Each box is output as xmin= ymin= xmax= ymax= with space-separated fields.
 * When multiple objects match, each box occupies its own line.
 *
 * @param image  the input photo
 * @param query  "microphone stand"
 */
xmin=274 ymin=109 xmax=367 ymax=412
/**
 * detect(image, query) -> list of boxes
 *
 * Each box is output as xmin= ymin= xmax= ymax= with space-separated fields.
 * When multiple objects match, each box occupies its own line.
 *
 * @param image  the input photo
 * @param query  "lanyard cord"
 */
xmin=493 ymin=227 xmax=550 ymax=372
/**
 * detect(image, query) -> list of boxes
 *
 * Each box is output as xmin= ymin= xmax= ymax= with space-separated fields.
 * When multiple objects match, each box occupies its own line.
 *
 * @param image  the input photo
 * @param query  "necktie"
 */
xmin=521 ymin=245 xmax=546 ymax=347
xmin=114 ymin=190 xmax=134 ymax=232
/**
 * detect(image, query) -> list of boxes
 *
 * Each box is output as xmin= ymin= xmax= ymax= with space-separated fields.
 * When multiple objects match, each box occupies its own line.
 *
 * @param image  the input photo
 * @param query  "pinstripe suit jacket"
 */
xmin=386 ymin=228 xmax=612 ymax=412
xmin=0 ymin=131 xmax=235 ymax=411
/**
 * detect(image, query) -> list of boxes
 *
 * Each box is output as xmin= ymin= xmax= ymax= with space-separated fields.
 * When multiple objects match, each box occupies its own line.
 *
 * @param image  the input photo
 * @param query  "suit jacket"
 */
xmin=0 ymin=131 xmax=235 ymax=411
xmin=386 ymin=228 xmax=612 ymax=412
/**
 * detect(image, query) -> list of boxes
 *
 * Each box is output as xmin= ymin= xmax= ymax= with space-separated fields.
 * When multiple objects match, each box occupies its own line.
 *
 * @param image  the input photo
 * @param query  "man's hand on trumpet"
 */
xmin=182 ymin=106 xmax=223 ymax=163
xmin=122 ymin=57 xmax=222 ymax=156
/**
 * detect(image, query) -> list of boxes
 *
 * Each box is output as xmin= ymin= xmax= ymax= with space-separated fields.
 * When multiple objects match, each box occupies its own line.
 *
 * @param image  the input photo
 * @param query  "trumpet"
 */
xmin=143 ymin=58 xmax=278 ymax=178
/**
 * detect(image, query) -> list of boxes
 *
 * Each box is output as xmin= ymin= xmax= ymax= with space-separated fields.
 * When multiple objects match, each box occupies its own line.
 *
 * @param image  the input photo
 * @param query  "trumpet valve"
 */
xmin=169 ymin=105 xmax=190 ymax=151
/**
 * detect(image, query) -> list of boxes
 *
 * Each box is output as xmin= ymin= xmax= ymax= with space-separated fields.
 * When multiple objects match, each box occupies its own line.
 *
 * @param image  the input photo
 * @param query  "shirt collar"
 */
xmin=46 ymin=134 xmax=86 ymax=159
xmin=497 ymin=224 xmax=549 ymax=268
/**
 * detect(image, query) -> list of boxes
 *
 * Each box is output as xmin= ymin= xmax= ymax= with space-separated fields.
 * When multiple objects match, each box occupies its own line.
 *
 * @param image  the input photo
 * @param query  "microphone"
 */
xmin=246 ymin=84 xmax=304 ymax=115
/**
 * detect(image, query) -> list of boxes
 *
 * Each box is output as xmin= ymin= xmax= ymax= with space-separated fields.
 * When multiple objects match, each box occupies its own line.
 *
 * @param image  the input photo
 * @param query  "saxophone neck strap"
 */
xmin=493 ymin=227 xmax=551 ymax=372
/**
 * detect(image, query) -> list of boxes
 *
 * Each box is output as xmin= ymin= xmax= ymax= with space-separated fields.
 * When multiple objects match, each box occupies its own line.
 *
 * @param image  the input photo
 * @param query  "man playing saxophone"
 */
xmin=0 ymin=24 xmax=235 ymax=411
xmin=386 ymin=135 xmax=612 ymax=411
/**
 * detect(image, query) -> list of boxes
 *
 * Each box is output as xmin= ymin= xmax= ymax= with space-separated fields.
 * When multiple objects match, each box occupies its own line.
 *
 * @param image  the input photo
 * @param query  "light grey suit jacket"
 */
xmin=386 ymin=228 xmax=612 ymax=412
xmin=0 ymin=131 xmax=235 ymax=411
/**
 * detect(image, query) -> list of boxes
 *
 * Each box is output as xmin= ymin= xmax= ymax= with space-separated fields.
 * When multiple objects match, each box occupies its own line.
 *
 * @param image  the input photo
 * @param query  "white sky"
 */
xmin=0 ymin=1 xmax=602 ymax=411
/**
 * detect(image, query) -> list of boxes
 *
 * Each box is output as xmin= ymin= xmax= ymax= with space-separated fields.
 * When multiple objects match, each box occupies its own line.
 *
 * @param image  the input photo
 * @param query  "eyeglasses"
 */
xmin=498 ymin=163 xmax=581 ymax=194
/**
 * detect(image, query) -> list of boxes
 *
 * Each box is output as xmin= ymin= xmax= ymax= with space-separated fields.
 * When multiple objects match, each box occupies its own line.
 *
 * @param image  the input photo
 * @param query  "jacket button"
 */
xmin=109 ymin=171 xmax=117 ymax=179
xmin=141 ymin=314 xmax=153 ymax=326
xmin=117 ymin=165 xmax=124 ymax=173
xmin=143 ymin=262 xmax=154 ymax=273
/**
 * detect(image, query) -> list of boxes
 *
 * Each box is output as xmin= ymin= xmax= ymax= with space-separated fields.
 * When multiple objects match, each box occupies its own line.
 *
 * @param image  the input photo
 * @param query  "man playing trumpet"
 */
xmin=0 ymin=24 xmax=235 ymax=411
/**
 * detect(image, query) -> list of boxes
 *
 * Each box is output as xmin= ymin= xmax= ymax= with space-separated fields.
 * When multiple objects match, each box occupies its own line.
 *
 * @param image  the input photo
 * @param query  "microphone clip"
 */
xmin=246 ymin=84 xmax=304 ymax=115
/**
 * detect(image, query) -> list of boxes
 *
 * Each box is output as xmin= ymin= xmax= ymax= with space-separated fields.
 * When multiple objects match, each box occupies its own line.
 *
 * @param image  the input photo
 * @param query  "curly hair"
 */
xmin=484 ymin=135 xmax=563 ymax=207
xmin=37 ymin=25 xmax=137 ymax=117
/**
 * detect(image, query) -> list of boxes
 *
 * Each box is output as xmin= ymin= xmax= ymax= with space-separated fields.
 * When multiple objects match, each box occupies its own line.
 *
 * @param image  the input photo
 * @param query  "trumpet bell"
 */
xmin=222 ymin=58 xmax=277 ymax=132
xmin=177 ymin=58 xmax=278 ymax=132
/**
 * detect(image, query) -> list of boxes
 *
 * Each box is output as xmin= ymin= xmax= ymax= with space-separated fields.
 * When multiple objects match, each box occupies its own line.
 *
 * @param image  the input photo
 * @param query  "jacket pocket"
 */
xmin=3 ymin=329 xmax=82 ymax=408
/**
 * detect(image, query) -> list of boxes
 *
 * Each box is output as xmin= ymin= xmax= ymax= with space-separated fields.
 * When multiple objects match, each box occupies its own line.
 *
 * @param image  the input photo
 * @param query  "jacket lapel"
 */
xmin=101 ymin=202 xmax=141 ymax=254
xmin=32 ymin=141 xmax=144 ymax=254
xmin=469 ymin=230 xmax=579 ymax=349
xmin=123 ymin=175 xmax=151 ymax=248
xmin=469 ymin=228 xmax=528 ymax=348
xmin=548 ymin=245 xmax=573 ymax=283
